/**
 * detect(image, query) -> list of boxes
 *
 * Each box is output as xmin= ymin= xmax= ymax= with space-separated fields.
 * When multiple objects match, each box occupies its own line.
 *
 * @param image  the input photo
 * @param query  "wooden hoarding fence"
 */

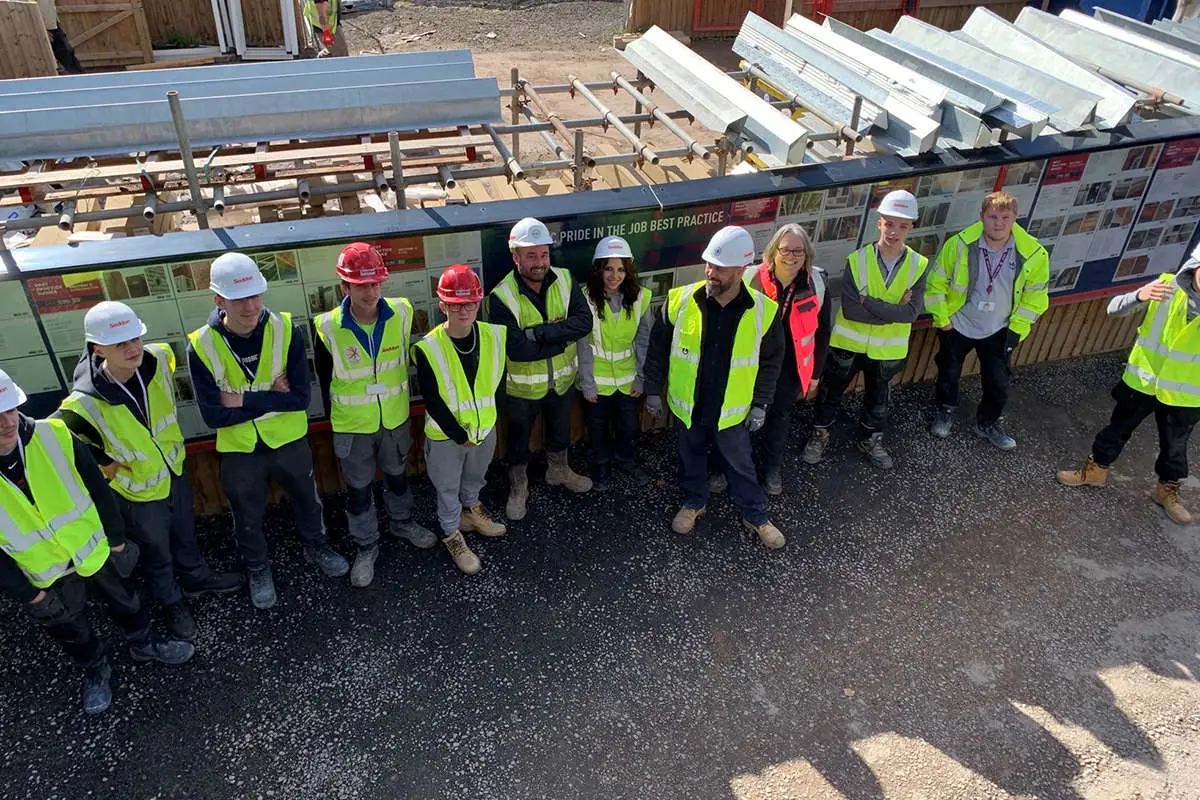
xmin=57 ymin=0 xmax=153 ymax=66
xmin=0 ymin=0 xmax=57 ymax=79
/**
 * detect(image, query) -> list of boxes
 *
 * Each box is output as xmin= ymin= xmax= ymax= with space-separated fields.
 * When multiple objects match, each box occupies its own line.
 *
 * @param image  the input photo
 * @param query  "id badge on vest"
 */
xmin=977 ymin=300 xmax=996 ymax=312
xmin=366 ymin=383 xmax=386 ymax=396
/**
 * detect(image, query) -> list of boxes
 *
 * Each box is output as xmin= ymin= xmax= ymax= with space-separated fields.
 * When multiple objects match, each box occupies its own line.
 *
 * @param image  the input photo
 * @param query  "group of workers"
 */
xmin=3 ymin=186 xmax=1199 ymax=716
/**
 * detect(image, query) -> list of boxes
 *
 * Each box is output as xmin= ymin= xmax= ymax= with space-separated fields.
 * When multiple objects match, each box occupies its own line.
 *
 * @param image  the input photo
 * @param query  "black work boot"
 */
xmin=130 ymin=635 xmax=195 ymax=665
xmin=248 ymin=566 xmax=277 ymax=609
xmin=857 ymin=432 xmax=894 ymax=470
xmin=592 ymin=465 xmax=612 ymax=493
xmin=304 ymin=546 xmax=350 ymax=578
xmin=82 ymin=660 xmax=112 ymax=715
xmin=182 ymin=570 xmax=244 ymax=599
xmin=164 ymin=602 xmax=196 ymax=642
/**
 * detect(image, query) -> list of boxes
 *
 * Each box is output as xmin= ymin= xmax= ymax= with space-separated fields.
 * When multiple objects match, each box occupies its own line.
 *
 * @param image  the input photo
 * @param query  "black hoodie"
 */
xmin=0 ymin=414 xmax=126 ymax=603
xmin=53 ymin=345 xmax=161 ymax=466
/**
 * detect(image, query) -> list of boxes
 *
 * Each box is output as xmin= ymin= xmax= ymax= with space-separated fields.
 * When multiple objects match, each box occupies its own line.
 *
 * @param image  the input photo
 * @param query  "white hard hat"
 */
xmin=593 ymin=235 xmax=633 ymax=261
xmin=84 ymin=301 xmax=147 ymax=346
xmin=209 ymin=252 xmax=268 ymax=300
xmin=702 ymin=225 xmax=756 ymax=268
xmin=0 ymin=369 xmax=27 ymax=413
xmin=877 ymin=189 xmax=919 ymax=220
xmin=508 ymin=217 xmax=553 ymax=249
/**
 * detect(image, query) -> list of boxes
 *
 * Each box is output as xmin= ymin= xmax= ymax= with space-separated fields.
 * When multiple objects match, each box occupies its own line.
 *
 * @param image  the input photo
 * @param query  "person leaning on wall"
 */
xmin=187 ymin=252 xmax=348 ymax=610
xmin=575 ymin=236 xmax=654 ymax=492
xmin=313 ymin=243 xmax=435 ymax=589
xmin=54 ymin=301 xmax=243 ymax=643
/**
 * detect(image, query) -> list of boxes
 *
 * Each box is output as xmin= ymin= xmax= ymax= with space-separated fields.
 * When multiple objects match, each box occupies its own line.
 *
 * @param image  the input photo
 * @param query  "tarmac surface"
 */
xmin=2 ymin=352 xmax=1199 ymax=799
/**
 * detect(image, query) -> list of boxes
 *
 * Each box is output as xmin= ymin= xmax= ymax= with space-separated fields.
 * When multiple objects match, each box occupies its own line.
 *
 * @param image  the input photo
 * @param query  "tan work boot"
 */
xmin=461 ymin=504 xmax=507 ymax=537
xmin=1056 ymin=455 xmax=1109 ymax=487
xmin=546 ymin=450 xmax=593 ymax=493
xmin=506 ymin=464 xmax=528 ymax=521
xmin=671 ymin=506 xmax=705 ymax=534
xmin=1153 ymin=481 xmax=1192 ymax=524
xmin=442 ymin=531 xmax=481 ymax=575
xmin=743 ymin=519 xmax=786 ymax=549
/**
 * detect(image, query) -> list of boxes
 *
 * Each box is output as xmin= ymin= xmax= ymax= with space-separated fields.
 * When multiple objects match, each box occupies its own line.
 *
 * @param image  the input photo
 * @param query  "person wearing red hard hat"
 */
xmin=314 ymin=242 xmax=435 ymax=588
xmin=411 ymin=265 xmax=509 ymax=574
xmin=187 ymin=251 xmax=348 ymax=609
xmin=54 ymin=301 xmax=242 ymax=643
xmin=804 ymin=189 xmax=931 ymax=471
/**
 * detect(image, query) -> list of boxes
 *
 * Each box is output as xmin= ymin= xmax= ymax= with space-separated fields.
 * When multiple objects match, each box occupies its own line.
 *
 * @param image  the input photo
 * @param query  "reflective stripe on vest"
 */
xmin=187 ymin=312 xmax=309 ymax=453
xmin=1123 ymin=274 xmax=1200 ymax=407
xmin=829 ymin=245 xmax=927 ymax=360
xmin=59 ymin=344 xmax=185 ymax=502
xmin=491 ymin=268 xmax=577 ymax=399
xmin=665 ymin=282 xmax=778 ymax=430
xmin=586 ymin=287 xmax=649 ymax=396
xmin=0 ymin=420 xmax=108 ymax=587
xmin=412 ymin=322 xmax=506 ymax=443
xmin=314 ymin=299 xmax=412 ymax=433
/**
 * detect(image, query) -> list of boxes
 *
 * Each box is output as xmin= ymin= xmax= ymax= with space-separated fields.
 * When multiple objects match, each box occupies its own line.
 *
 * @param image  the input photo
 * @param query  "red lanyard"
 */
xmin=981 ymin=246 xmax=1010 ymax=296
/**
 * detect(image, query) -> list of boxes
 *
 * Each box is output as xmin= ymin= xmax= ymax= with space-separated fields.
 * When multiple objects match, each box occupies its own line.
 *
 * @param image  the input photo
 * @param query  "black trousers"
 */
xmin=122 ymin=471 xmax=213 ymax=606
xmin=584 ymin=391 xmax=640 ymax=470
xmin=813 ymin=347 xmax=906 ymax=437
xmin=220 ymin=438 xmax=328 ymax=571
xmin=49 ymin=26 xmax=83 ymax=74
xmin=757 ymin=355 xmax=802 ymax=473
xmin=24 ymin=563 xmax=151 ymax=669
xmin=504 ymin=388 xmax=575 ymax=465
xmin=1092 ymin=382 xmax=1200 ymax=482
xmin=934 ymin=327 xmax=1011 ymax=425
xmin=678 ymin=420 xmax=768 ymax=525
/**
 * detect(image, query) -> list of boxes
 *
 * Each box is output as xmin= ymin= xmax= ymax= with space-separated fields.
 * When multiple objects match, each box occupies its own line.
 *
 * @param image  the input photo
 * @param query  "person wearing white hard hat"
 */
xmin=187 ymin=252 xmax=348 ymax=609
xmin=0 ymin=369 xmax=195 ymax=716
xmin=1055 ymin=243 xmax=1200 ymax=525
xmin=927 ymin=191 xmax=1049 ymax=450
xmin=54 ymin=302 xmax=243 ymax=642
xmin=643 ymin=225 xmax=787 ymax=549
xmin=487 ymin=216 xmax=594 ymax=521
xmin=805 ymin=189 xmax=930 ymax=470
xmin=575 ymin=235 xmax=654 ymax=491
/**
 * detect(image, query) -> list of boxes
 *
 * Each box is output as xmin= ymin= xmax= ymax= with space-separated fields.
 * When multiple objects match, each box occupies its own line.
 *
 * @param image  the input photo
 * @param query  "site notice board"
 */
xmin=4 ymin=119 xmax=1200 ymax=440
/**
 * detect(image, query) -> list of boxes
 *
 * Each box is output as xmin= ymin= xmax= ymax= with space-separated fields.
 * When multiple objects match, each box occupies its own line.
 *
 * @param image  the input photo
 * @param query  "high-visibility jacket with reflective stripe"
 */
xmin=926 ymin=221 xmax=1050 ymax=340
xmin=302 ymin=0 xmax=338 ymax=32
xmin=585 ymin=287 xmax=650 ymax=396
xmin=750 ymin=263 xmax=825 ymax=393
xmin=0 ymin=419 xmax=108 ymax=588
xmin=665 ymin=282 xmax=778 ymax=430
xmin=188 ymin=312 xmax=309 ymax=453
xmin=412 ymin=322 xmax=507 ymax=444
xmin=314 ymin=299 xmax=412 ymax=434
xmin=59 ymin=343 xmax=185 ymax=503
xmin=1123 ymin=273 xmax=1200 ymax=407
xmin=829 ymin=245 xmax=928 ymax=360
xmin=490 ymin=268 xmax=577 ymax=400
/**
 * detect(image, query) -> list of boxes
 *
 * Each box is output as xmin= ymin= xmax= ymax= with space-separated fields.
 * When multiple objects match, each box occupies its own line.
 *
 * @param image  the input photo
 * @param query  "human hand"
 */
xmin=746 ymin=406 xmax=766 ymax=433
xmin=940 ymin=324 xmax=953 ymax=332
xmin=645 ymin=395 xmax=664 ymax=419
xmin=220 ymin=391 xmax=244 ymax=408
xmin=629 ymin=389 xmax=642 ymax=398
xmin=1137 ymin=279 xmax=1173 ymax=303
xmin=272 ymin=374 xmax=290 ymax=392
xmin=901 ymin=289 xmax=913 ymax=305
xmin=523 ymin=328 xmax=539 ymax=342
xmin=584 ymin=390 xmax=598 ymax=403
xmin=100 ymin=462 xmax=131 ymax=480
xmin=110 ymin=539 xmax=139 ymax=578
xmin=30 ymin=590 xmax=47 ymax=604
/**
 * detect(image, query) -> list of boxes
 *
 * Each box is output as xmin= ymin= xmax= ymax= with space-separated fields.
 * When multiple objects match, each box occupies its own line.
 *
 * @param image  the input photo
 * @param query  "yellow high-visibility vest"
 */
xmin=585 ymin=287 xmax=650 ymax=396
xmin=314 ymin=299 xmax=412 ymax=434
xmin=412 ymin=322 xmax=506 ymax=444
xmin=829 ymin=245 xmax=928 ymax=360
xmin=490 ymin=268 xmax=577 ymax=399
xmin=1124 ymin=273 xmax=1200 ymax=407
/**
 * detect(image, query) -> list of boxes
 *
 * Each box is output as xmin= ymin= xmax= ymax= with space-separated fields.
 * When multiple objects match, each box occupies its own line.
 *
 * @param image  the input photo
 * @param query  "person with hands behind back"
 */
xmin=576 ymin=236 xmax=654 ymax=492
xmin=643 ymin=225 xmax=787 ymax=550
xmin=1057 ymin=246 xmax=1200 ymax=525
xmin=0 ymin=370 xmax=194 ymax=717
xmin=188 ymin=252 xmax=348 ymax=610
xmin=412 ymin=265 xmax=509 ymax=575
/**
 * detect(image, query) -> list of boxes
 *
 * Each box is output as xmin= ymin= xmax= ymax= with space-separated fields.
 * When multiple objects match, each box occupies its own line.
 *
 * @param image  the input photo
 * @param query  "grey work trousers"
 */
xmin=220 ymin=437 xmax=328 ymax=571
xmin=334 ymin=424 xmax=414 ymax=548
xmin=424 ymin=429 xmax=497 ymax=535
xmin=121 ymin=470 xmax=213 ymax=606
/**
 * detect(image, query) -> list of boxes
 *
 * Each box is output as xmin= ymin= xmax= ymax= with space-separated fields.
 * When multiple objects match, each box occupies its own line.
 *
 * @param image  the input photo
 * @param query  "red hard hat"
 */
xmin=336 ymin=242 xmax=387 ymax=284
xmin=436 ymin=264 xmax=483 ymax=304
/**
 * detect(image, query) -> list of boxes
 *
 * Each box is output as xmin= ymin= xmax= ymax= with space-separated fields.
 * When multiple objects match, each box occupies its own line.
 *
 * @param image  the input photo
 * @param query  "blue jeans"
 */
xmin=677 ymin=419 xmax=768 ymax=525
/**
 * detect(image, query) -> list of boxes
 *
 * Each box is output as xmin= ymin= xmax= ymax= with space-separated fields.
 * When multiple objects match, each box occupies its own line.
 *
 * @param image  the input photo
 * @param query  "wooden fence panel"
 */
xmin=57 ymin=0 xmax=152 ymax=66
xmin=143 ymin=0 xmax=218 ymax=47
xmin=242 ymin=0 xmax=283 ymax=46
xmin=0 ymin=0 xmax=57 ymax=79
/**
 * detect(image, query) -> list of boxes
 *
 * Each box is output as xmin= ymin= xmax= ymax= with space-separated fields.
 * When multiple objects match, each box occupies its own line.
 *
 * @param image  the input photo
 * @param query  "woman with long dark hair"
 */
xmin=576 ymin=236 xmax=654 ymax=491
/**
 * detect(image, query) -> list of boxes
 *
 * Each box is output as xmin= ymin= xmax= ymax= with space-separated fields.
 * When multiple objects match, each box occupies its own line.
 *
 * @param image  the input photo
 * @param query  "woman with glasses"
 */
xmin=748 ymin=223 xmax=830 ymax=494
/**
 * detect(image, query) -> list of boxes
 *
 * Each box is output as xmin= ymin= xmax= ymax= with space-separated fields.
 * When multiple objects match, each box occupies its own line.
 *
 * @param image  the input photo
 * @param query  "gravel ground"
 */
xmin=2 ymin=353 xmax=1199 ymax=799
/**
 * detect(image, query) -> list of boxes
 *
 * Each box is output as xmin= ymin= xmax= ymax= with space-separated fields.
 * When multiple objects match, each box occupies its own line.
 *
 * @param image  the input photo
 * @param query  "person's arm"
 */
xmin=72 ymin=435 xmax=126 ymax=547
xmin=241 ymin=323 xmax=312 ymax=414
xmin=631 ymin=303 xmax=654 ymax=395
xmin=753 ymin=310 xmax=785 ymax=409
xmin=813 ymin=282 xmax=832 ymax=381
xmin=1109 ymin=277 xmax=1175 ymax=317
xmin=187 ymin=342 xmax=267 ymax=429
xmin=313 ymin=322 xmax=334 ymax=419
xmin=925 ymin=238 xmax=957 ymax=329
xmin=532 ymin=280 xmax=594 ymax=346
xmin=576 ymin=331 xmax=597 ymax=400
xmin=837 ymin=272 xmax=887 ymax=325
xmin=487 ymin=293 xmax=560 ymax=362
xmin=411 ymin=347 xmax=470 ymax=445
xmin=643 ymin=304 xmax=672 ymax=397
xmin=0 ymin=554 xmax=38 ymax=604
xmin=1010 ymin=248 xmax=1051 ymax=340
xmin=50 ymin=408 xmax=112 ymax=466
xmin=861 ymin=269 xmax=928 ymax=324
